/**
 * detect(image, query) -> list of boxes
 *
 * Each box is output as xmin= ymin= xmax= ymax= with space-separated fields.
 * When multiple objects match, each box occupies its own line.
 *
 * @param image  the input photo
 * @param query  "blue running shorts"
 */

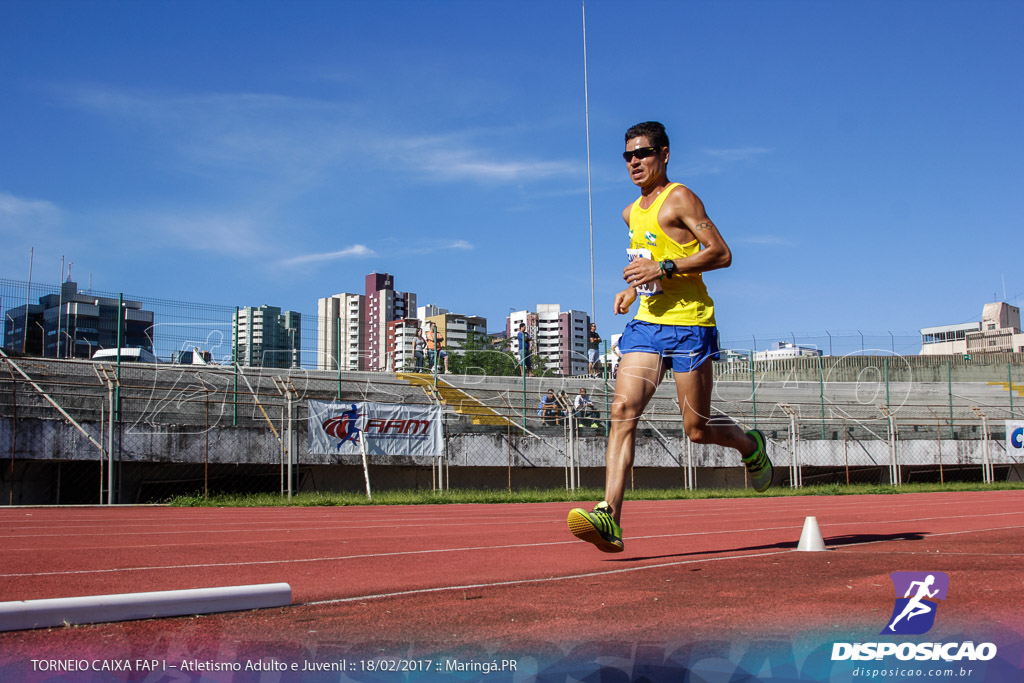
xmin=618 ymin=320 xmax=720 ymax=373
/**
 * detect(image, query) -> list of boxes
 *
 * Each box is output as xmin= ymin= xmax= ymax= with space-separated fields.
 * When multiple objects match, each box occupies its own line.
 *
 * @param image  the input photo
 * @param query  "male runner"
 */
xmin=567 ymin=121 xmax=773 ymax=553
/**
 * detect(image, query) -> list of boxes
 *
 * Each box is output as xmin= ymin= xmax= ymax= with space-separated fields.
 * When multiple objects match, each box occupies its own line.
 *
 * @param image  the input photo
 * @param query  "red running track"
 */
xmin=1 ymin=491 xmax=1023 ymax=664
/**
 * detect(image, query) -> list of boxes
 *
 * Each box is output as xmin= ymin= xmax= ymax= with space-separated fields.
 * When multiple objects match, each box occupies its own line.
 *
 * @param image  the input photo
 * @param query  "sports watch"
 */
xmin=660 ymin=259 xmax=677 ymax=278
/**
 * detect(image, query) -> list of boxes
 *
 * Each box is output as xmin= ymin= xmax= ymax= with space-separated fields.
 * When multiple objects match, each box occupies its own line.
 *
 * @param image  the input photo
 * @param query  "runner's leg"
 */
xmin=674 ymin=361 xmax=755 ymax=455
xmin=603 ymin=351 xmax=663 ymax=523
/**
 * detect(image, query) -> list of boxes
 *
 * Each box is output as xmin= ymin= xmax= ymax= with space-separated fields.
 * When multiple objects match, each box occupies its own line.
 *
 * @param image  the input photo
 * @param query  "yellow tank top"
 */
xmin=628 ymin=183 xmax=716 ymax=326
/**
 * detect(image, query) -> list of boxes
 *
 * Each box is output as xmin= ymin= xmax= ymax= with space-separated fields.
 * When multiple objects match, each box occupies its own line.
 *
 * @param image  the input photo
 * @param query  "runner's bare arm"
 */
xmin=661 ymin=186 xmax=733 ymax=275
xmin=617 ymin=203 xmax=641 ymax=311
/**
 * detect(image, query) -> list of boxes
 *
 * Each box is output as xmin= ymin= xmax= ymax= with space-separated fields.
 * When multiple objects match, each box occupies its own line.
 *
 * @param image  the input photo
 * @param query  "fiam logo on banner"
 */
xmin=1007 ymin=420 xmax=1024 ymax=455
xmin=832 ymin=571 xmax=998 ymax=664
xmin=308 ymin=400 xmax=444 ymax=458
xmin=323 ymin=404 xmax=362 ymax=447
xmin=882 ymin=572 xmax=948 ymax=635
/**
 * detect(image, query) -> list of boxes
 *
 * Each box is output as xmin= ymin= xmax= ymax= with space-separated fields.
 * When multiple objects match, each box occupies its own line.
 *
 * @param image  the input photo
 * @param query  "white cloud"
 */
xmin=702 ymin=147 xmax=773 ymax=162
xmin=393 ymin=141 xmax=577 ymax=183
xmin=739 ymin=235 xmax=793 ymax=247
xmin=0 ymin=192 xmax=62 ymax=229
xmin=61 ymin=86 xmax=352 ymax=182
xmin=279 ymin=245 xmax=375 ymax=267
xmin=678 ymin=146 xmax=774 ymax=176
xmin=57 ymin=84 xmax=575 ymax=187
xmin=403 ymin=239 xmax=477 ymax=256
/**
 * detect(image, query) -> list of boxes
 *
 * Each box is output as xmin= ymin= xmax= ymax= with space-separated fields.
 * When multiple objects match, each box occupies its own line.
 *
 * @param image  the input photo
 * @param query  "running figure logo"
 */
xmin=322 ymin=404 xmax=362 ymax=449
xmin=882 ymin=572 xmax=949 ymax=635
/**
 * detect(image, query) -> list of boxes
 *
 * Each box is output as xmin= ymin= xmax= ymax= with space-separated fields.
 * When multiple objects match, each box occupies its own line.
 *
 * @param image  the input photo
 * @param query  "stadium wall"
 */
xmin=715 ymin=352 xmax=1024 ymax=383
xmin=2 ymin=416 xmax=1020 ymax=504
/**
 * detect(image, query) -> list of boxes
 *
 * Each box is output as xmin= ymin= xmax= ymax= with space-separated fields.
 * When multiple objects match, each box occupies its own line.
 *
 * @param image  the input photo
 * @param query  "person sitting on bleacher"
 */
xmin=538 ymin=389 xmax=564 ymax=426
xmin=573 ymin=387 xmax=600 ymax=427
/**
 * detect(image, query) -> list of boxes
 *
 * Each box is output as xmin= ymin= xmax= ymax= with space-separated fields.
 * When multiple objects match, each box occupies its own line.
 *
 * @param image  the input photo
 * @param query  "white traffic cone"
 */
xmin=795 ymin=516 xmax=827 ymax=552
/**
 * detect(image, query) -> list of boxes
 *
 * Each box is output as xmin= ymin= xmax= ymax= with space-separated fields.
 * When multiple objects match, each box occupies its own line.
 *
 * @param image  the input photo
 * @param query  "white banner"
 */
xmin=1007 ymin=420 xmax=1024 ymax=456
xmin=307 ymin=401 xmax=444 ymax=457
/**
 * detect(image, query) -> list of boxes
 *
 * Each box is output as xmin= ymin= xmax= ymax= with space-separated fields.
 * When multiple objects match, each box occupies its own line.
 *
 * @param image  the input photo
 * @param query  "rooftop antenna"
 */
xmin=1002 ymin=273 xmax=1007 ymax=302
xmin=23 ymin=247 xmax=34 ymax=353
xmin=582 ymin=0 xmax=595 ymax=326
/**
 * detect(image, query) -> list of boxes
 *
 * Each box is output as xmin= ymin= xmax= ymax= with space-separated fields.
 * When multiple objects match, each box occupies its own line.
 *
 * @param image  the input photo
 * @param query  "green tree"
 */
xmin=448 ymin=331 xmax=519 ymax=376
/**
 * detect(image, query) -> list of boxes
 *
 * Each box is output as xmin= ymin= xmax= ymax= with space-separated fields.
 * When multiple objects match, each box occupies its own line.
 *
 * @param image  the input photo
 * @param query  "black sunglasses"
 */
xmin=622 ymin=146 xmax=659 ymax=162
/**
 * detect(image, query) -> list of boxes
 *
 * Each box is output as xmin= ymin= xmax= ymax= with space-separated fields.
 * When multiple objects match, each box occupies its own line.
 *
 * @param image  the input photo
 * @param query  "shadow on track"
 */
xmin=610 ymin=531 xmax=928 ymax=562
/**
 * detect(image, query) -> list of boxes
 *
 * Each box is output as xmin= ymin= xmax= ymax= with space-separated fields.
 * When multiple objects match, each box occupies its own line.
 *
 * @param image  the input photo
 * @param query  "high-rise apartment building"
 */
xmin=362 ymin=273 xmax=416 ymax=372
xmin=3 ymin=280 xmax=154 ymax=360
xmin=233 ymin=305 xmax=301 ymax=368
xmin=317 ymin=273 xmax=416 ymax=372
xmin=508 ymin=304 xmax=589 ymax=375
xmin=386 ymin=318 xmax=422 ymax=371
xmin=317 ymin=292 xmax=365 ymax=371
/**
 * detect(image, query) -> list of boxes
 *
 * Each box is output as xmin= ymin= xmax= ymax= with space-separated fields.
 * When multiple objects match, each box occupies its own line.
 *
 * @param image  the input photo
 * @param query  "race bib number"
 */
xmin=627 ymin=248 xmax=663 ymax=296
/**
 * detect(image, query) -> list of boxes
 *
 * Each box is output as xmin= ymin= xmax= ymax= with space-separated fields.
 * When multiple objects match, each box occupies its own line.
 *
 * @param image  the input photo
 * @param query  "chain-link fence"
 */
xmin=0 ymin=276 xmax=981 ymax=369
xmin=3 ymin=275 xmax=1022 ymax=502
xmin=2 ymin=353 xmax=1022 ymax=505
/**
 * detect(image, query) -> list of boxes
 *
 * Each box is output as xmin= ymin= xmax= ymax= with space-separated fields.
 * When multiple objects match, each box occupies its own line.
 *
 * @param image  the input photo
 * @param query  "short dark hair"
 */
xmin=625 ymin=121 xmax=669 ymax=149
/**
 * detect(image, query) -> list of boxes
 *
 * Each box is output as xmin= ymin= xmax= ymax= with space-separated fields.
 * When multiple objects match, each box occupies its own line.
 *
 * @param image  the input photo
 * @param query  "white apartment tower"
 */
xmin=508 ymin=304 xmax=589 ymax=375
xmin=317 ymin=293 xmax=365 ymax=371
xmin=317 ymin=273 xmax=416 ymax=372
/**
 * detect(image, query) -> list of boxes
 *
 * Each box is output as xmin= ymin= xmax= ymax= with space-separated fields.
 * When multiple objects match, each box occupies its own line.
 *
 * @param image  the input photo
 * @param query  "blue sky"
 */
xmin=2 ymin=0 xmax=1022 ymax=355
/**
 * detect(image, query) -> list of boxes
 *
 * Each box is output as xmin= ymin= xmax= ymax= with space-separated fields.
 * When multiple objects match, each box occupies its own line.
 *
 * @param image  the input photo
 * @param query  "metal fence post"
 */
xmin=817 ymin=355 xmax=825 ymax=439
xmin=232 ymin=306 xmax=239 ymax=427
xmin=1009 ymin=362 xmax=1015 ymax=418
xmin=947 ymin=360 xmax=954 ymax=439
xmin=884 ymin=357 xmax=890 ymax=409
xmin=750 ymin=354 xmax=757 ymax=429
xmin=880 ymin=405 xmax=899 ymax=485
xmin=781 ymin=404 xmax=800 ymax=488
xmin=115 ymin=294 xmax=123 ymax=421
xmin=336 ymin=317 xmax=342 ymax=400
xmin=972 ymin=407 xmax=993 ymax=484
xmin=603 ymin=339 xmax=610 ymax=437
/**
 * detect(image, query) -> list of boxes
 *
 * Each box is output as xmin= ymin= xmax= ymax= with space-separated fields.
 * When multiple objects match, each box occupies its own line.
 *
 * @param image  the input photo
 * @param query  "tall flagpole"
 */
xmin=582 ymin=1 xmax=596 ymax=325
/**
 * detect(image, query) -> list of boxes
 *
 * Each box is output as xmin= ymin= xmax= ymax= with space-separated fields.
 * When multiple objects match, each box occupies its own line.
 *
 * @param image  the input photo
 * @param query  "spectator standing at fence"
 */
xmin=610 ymin=335 xmax=622 ymax=378
xmin=567 ymin=121 xmax=774 ymax=554
xmin=413 ymin=328 xmax=426 ymax=372
xmin=574 ymin=387 xmax=600 ymax=427
xmin=587 ymin=323 xmax=603 ymax=376
xmin=425 ymin=326 xmax=449 ymax=373
xmin=516 ymin=323 xmax=534 ymax=377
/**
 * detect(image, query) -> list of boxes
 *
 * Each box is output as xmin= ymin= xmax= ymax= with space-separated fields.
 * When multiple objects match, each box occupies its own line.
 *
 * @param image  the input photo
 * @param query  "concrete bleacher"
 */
xmin=2 ymin=355 xmax=1021 ymax=502
xmin=1 ymin=356 xmax=1018 ymax=441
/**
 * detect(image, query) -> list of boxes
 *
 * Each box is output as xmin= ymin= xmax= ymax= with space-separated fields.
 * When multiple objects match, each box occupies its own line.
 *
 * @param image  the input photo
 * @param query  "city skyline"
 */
xmin=2 ymin=2 xmax=1022 ymax=356
xmin=1 ymin=270 xmax=964 ymax=364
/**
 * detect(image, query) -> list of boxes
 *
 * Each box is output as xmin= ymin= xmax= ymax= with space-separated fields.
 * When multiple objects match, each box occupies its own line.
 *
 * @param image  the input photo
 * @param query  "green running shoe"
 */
xmin=742 ymin=429 xmax=774 ymax=492
xmin=567 ymin=501 xmax=623 ymax=553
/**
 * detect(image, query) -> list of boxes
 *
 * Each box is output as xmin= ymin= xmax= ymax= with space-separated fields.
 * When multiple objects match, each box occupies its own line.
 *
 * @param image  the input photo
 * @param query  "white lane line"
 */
xmin=0 ymin=520 xmax=560 ymax=541
xmin=833 ymin=524 xmax=1024 ymax=552
xmin=3 ymin=493 xmax=1021 ymax=538
xmin=5 ymin=503 xmax=1023 ymax=545
xmin=301 ymin=550 xmax=795 ymax=606
xmin=4 ymin=514 xmax=1022 ymax=580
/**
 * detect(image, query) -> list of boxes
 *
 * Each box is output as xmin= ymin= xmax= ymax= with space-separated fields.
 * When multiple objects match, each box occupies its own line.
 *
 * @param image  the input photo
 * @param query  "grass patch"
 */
xmin=166 ymin=481 xmax=1024 ymax=507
